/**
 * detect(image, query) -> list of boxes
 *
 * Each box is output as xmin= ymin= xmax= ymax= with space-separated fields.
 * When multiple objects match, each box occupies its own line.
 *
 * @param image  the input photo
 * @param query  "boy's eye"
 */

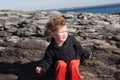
xmin=58 ymin=31 xmax=68 ymax=33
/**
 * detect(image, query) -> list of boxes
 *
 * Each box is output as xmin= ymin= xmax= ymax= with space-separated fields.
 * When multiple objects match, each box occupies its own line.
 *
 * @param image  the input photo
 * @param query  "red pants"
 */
xmin=55 ymin=59 xmax=82 ymax=80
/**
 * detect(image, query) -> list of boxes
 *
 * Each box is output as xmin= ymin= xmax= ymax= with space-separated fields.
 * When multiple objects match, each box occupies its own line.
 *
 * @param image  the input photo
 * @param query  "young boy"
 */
xmin=35 ymin=16 xmax=90 ymax=80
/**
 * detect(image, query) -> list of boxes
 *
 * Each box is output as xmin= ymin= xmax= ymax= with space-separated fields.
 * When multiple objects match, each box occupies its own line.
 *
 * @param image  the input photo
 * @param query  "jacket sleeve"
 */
xmin=72 ymin=36 xmax=90 ymax=62
xmin=38 ymin=48 xmax=53 ymax=73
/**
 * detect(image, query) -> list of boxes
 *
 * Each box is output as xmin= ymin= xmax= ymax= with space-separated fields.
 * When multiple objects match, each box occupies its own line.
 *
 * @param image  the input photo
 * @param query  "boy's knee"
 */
xmin=68 ymin=59 xmax=80 ymax=67
xmin=55 ymin=60 xmax=67 ymax=67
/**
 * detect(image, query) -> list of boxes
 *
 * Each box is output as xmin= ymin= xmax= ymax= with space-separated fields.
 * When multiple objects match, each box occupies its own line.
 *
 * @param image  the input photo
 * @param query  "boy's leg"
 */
xmin=55 ymin=60 xmax=67 ymax=80
xmin=67 ymin=59 xmax=82 ymax=80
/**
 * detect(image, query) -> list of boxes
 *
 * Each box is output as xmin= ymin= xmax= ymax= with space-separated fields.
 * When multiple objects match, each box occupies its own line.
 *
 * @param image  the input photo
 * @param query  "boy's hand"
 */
xmin=35 ymin=67 xmax=41 ymax=74
xmin=89 ymin=54 xmax=92 ymax=59
xmin=89 ymin=52 xmax=93 ymax=59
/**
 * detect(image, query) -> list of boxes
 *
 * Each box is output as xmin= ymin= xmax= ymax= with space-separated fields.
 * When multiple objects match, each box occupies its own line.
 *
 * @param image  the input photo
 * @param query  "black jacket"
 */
xmin=38 ymin=35 xmax=90 ymax=72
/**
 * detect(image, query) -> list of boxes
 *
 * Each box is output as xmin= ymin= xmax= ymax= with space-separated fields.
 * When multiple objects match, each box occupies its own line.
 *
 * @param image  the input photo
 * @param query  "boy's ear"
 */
xmin=49 ymin=31 xmax=54 ymax=36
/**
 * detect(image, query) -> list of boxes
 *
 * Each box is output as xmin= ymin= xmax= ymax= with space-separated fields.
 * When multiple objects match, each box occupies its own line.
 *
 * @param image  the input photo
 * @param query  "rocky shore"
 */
xmin=0 ymin=10 xmax=120 ymax=80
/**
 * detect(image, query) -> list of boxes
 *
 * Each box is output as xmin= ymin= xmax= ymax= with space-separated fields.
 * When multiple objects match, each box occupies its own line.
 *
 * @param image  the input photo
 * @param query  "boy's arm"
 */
xmin=72 ymin=36 xmax=90 ymax=61
xmin=37 ymin=49 xmax=53 ymax=73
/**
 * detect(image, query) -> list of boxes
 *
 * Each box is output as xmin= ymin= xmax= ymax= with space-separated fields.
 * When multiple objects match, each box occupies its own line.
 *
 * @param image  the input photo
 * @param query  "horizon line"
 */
xmin=38 ymin=2 xmax=120 ymax=11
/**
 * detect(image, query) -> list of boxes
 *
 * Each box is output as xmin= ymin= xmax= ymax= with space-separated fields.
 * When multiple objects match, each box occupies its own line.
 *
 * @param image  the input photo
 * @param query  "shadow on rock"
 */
xmin=114 ymin=71 xmax=120 ymax=80
xmin=0 ymin=61 xmax=55 ymax=80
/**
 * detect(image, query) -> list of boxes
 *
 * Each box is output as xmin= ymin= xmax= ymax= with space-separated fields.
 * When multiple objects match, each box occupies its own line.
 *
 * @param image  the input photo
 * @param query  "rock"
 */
xmin=17 ymin=39 xmax=49 ymax=50
xmin=34 ymin=19 xmax=48 ymax=25
xmin=114 ymin=71 xmax=120 ymax=80
xmin=104 ymin=23 xmax=120 ymax=33
xmin=0 ymin=74 xmax=18 ymax=80
xmin=0 ymin=10 xmax=120 ymax=80
xmin=112 ymin=49 xmax=120 ymax=54
xmin=47 ymin=10 xmax=62 ymax=16
xmin=112 ymin=34 xmax=120 ymax=41
xmin=94 ymin=42 xmax=117 ymax=50
xmin=116 ymin=42 xmax=120 ymax=48
xmin=5 ymin=36 xmax=21 ymax=44
xmin=63 ymin=13 xmax=75 ymax=19
xmin=81 ymin=72 xmax=98 ymax=80
xmin=0 ymin=31 xmax=10 ymax=37
xmin=0 ymin=47 xmax=5 ymax=51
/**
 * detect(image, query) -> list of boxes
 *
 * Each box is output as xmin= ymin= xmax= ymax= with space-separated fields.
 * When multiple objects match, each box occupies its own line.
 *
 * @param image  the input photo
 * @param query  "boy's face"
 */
xmin=51 ymin=25 xmax=68 ymax=44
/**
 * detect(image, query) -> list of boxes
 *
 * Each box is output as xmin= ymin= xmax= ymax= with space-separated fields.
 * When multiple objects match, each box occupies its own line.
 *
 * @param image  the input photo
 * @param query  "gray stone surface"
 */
xmin=0 ymin=10 xmax=120 ymax=80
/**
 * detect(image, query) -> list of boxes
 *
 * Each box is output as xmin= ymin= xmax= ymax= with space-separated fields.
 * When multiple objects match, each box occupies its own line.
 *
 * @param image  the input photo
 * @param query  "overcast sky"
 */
xmin=0 ymin=0 xmax=120 ymax=11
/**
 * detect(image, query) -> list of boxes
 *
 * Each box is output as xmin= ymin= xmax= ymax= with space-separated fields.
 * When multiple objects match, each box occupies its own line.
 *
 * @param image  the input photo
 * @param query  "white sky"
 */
xmin=0 ymin=0 xmax=120 ymax=11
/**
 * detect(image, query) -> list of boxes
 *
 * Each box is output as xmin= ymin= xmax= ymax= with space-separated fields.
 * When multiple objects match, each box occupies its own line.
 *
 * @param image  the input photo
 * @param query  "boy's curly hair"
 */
xmin=45 ymin=16 xmax=66 ymax=34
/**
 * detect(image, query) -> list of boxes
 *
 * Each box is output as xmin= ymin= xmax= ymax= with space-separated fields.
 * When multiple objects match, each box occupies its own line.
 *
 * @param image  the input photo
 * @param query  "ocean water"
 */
xmin=58 ymin=3 xmax=120 ymax=14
